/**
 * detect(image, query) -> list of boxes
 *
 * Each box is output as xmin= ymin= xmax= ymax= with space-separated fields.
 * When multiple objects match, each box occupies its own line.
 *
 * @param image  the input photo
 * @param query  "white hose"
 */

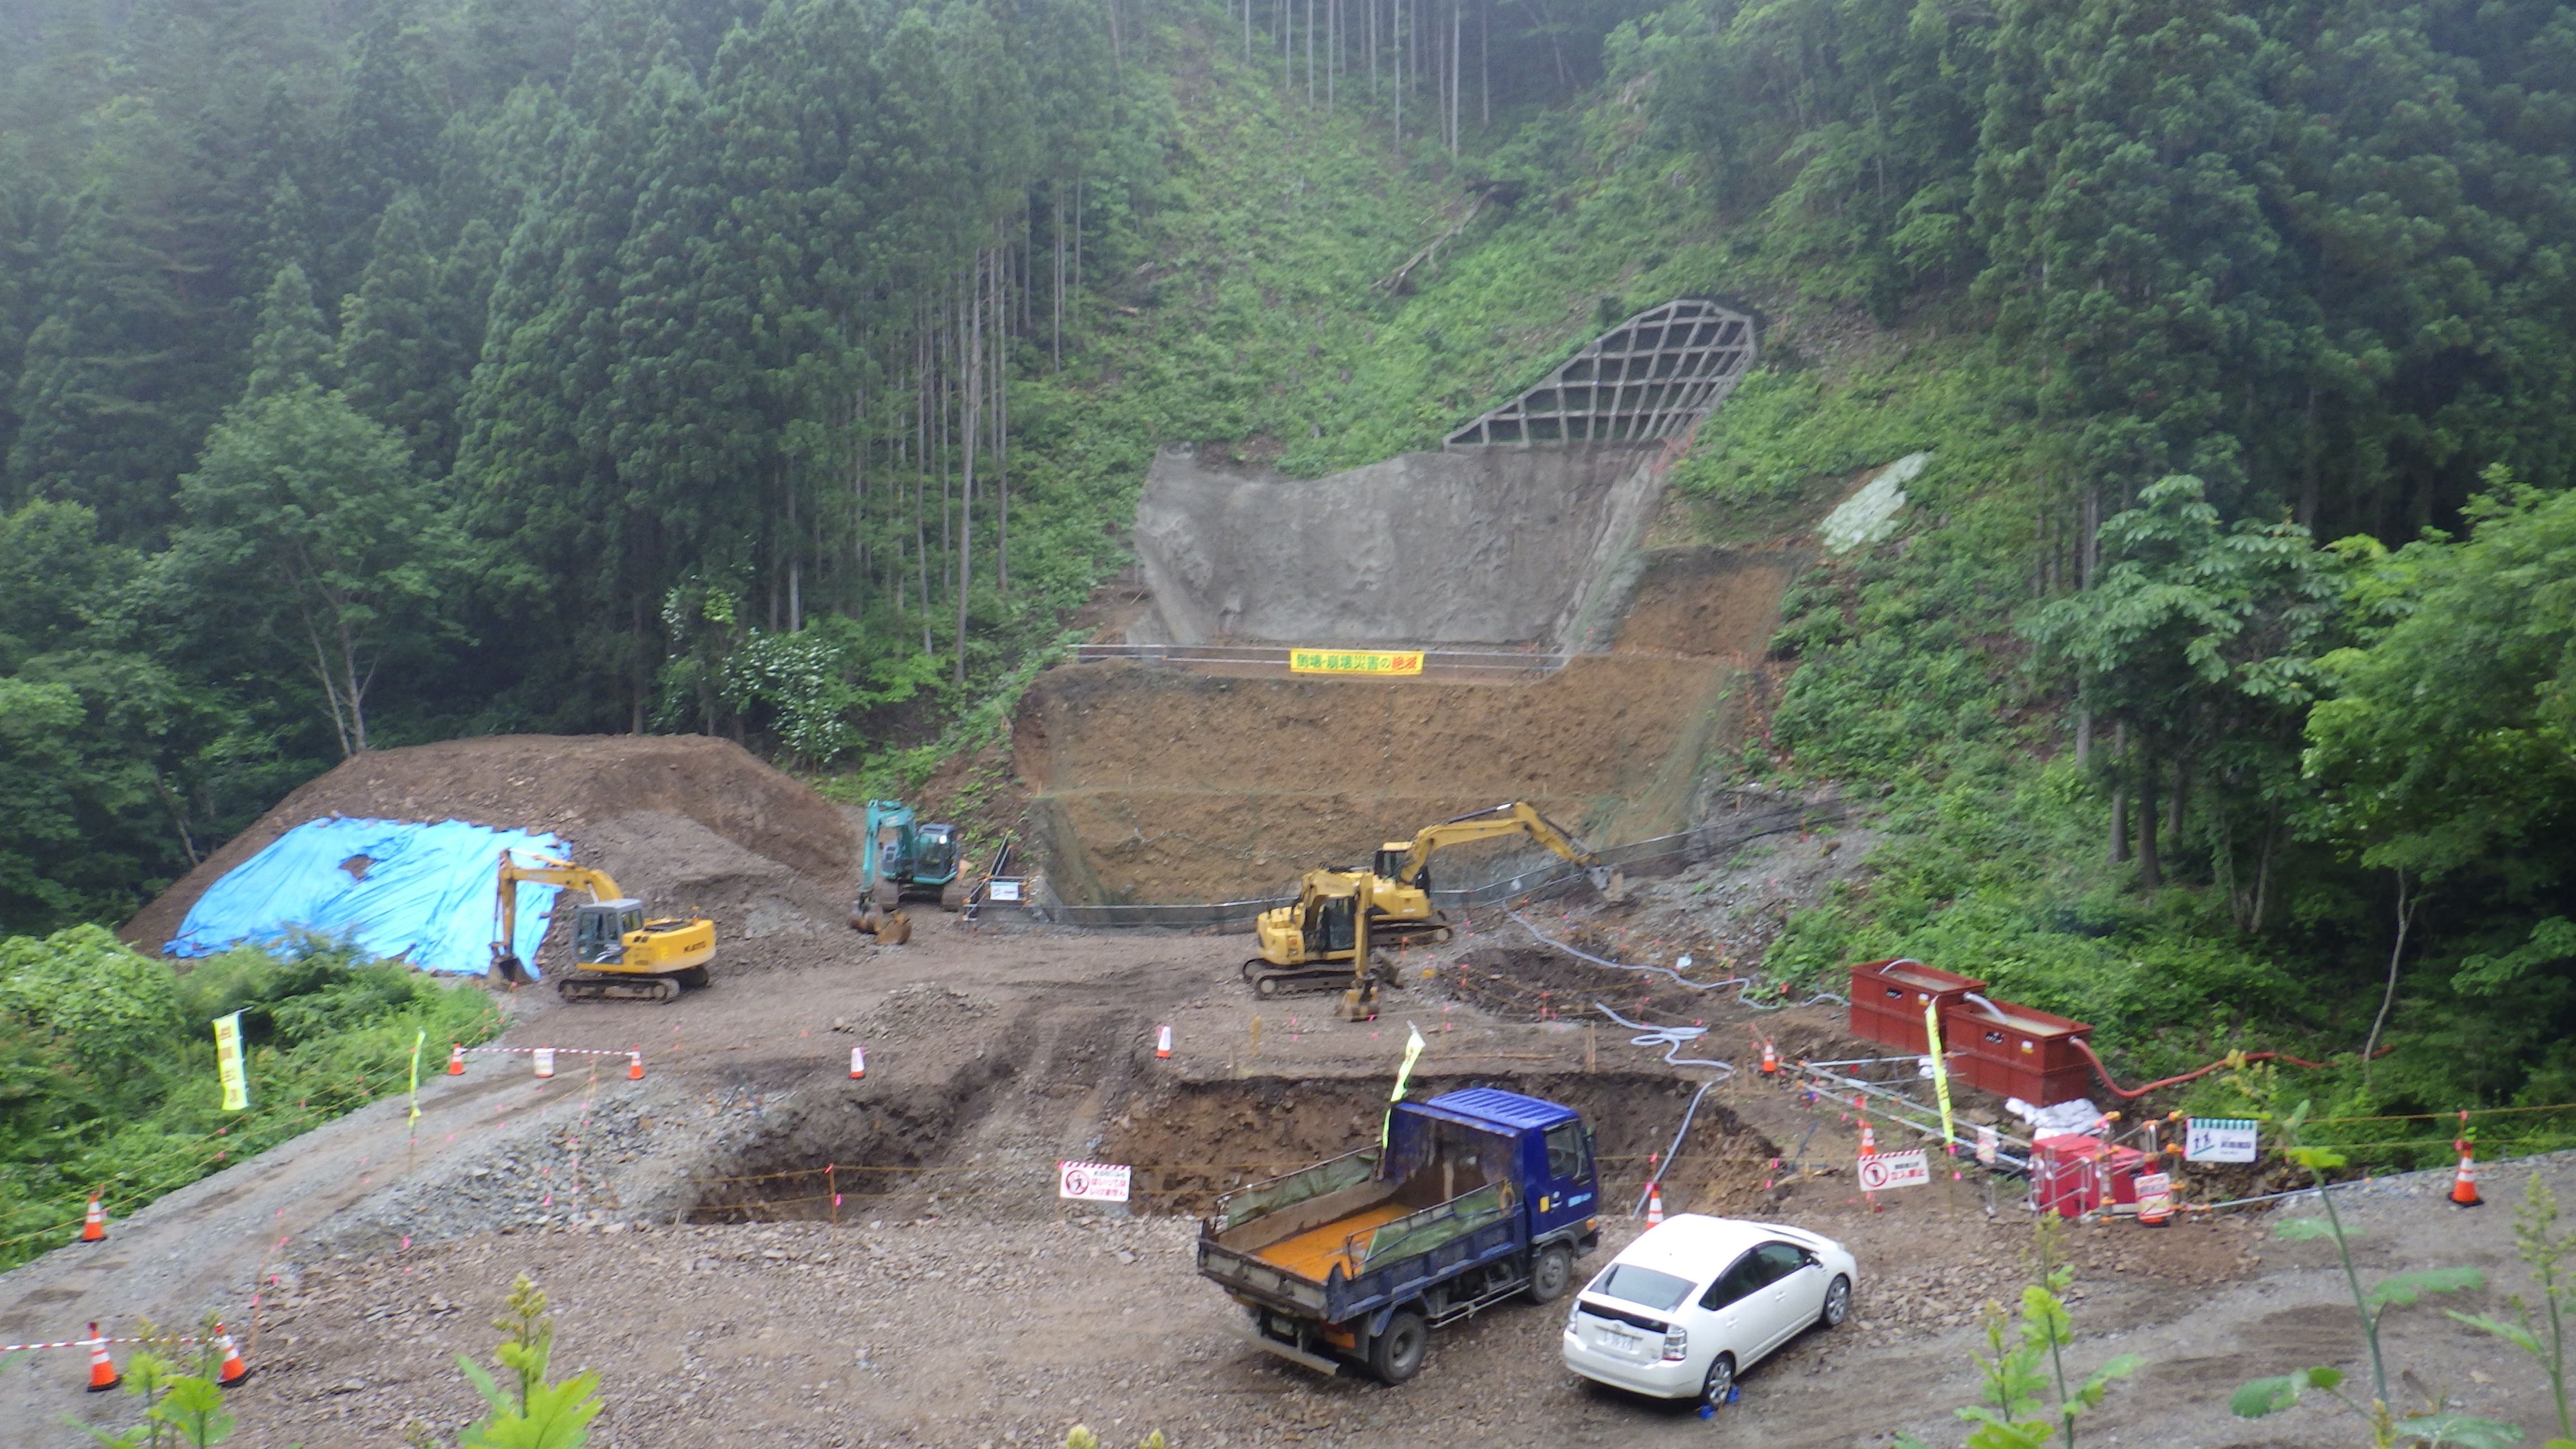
xmin=1505 ymin=908 xmax=1849 ymax=1008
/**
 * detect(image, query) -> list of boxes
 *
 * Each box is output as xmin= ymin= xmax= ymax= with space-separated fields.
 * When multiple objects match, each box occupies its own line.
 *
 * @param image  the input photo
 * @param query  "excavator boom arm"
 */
xmin=1389 ymin=802 xmax=1595 ymax=886
xmin=491 ymin=852 xmax=626 ymax=963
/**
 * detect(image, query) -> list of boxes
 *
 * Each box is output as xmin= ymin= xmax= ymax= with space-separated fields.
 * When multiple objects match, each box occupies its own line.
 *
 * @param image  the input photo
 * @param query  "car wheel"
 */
xmin=1821 ymin=1273 xmax=1853 ymax=1329
xmin=1370 ymin=1310 xmax=1429 ymax=1385
xmin=1527 ymin=1244 xmax=1575 ymax=1303
xmin=1699 ymin=1352 xmax=1736 ymax=1407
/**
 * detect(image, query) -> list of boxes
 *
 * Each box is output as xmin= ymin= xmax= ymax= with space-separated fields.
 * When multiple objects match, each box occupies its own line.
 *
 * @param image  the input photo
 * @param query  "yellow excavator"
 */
xmin=1243 ymin=802 xmax=1603 ymax=1019
xmin=490 ymin=851 xmax=716 ymax=1003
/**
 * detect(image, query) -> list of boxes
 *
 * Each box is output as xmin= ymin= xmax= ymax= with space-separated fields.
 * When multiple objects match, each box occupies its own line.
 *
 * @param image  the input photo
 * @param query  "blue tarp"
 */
xmin=167 ymin=818 xmax=569 ymax=977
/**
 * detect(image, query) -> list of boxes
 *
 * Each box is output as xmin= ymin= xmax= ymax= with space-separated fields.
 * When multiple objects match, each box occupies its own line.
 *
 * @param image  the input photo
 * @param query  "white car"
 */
xmin=1561 ymin=1213 xmax=1857 ymax=1406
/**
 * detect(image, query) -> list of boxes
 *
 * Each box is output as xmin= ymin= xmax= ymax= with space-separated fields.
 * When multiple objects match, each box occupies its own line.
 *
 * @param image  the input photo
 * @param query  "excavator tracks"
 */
xmin=554 ymin=971 xmax=694 ymax=1004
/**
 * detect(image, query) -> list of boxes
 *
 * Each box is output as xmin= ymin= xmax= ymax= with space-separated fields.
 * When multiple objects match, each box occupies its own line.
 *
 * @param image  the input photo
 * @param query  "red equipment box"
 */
xmin=1942 ymin=995 xmax=2096 ymax=1105
xmin=1848 ymin=959 xmax=1990 ymax=1056
xmin=2031 ymin=1136 xmax=2146 ymax=1218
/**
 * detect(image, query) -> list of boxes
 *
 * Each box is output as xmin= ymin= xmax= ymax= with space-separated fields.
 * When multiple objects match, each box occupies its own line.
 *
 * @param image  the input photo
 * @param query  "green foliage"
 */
xmin=0 ymin=928 xmax=500 ymax=1273
xmin=2303 ymin=473 xmax=2576 ymax=891
xmin=1062 ymin=1427 xmax=1165 ymax=1449
xmin=440 ymin=1277 xmax=605 ymax=1449
xmin=396 ymin=1276 xmax=606 ymax=1449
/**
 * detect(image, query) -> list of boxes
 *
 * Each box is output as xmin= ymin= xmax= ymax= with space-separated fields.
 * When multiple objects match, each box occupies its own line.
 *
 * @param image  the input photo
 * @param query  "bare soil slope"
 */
xmin=123 ymin=735 xmax=856 ymax=953
xmin=1015 ymin=655 xmax=1748 ymax=902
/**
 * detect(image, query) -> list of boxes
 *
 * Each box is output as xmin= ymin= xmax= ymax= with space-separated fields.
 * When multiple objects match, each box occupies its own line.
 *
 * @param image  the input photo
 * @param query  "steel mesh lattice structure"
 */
xmin=1445 ymin=298 xmax=1757 ymax=447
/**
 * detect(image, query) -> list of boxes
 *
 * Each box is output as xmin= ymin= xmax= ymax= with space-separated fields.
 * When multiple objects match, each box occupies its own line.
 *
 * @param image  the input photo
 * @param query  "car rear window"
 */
xmin=1588 ymin=1262 xmax=1695 ymax=1311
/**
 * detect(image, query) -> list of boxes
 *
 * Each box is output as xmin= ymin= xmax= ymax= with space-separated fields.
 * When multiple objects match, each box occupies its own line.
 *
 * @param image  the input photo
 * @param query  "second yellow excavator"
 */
xmin=490 ymin=851 xmax=716 ymax=1003
xmin=1243 ymin=801 xmax=1602 ymax=1019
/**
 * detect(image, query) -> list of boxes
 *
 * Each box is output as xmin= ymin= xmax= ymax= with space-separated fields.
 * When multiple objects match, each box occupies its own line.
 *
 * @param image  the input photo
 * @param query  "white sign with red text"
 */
xmin=1058 ymin=1161 xmax=1133 ymax=1204
xmin=1857 ymin=1149 xmax=1931 ymax=1192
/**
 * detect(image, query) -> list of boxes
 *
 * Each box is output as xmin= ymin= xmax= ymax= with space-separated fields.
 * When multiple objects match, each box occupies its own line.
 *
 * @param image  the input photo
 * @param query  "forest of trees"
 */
xmin=0 ymin=0 xmax=1663 ymax=930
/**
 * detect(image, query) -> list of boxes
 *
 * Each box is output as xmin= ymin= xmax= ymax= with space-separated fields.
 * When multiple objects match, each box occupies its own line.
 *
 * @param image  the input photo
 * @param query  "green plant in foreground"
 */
xmin=2229 ymin=1089 xmax=2508 ymax=1448
xmin=1896 ymin=1220 xmax=2142 ymax=1449
xmin=408 ymin=1277 xmax=604 ymax=1449
xmin=70 ymin=1315 xmax=257 ymax=1448
xmin=2449 ymin=1174 xmax=2576 ymax=1447
xmin=1062 ymin=1426 xmax=1164 ymax=1449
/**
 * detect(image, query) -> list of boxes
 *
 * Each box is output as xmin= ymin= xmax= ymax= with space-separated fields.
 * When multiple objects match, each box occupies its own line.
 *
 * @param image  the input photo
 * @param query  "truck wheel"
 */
xmin=1370 ymin=1310 xmax=1428 ymax=1385
xmin=1527 ymin=1244 xmax=1575 ymax=1303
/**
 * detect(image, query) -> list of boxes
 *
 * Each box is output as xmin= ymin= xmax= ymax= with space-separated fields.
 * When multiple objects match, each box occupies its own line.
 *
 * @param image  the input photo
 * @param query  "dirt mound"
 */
xmin=1015 ymin=655 xmax=1746 ymax=902
xmin=123 ymin=735 xmax=856 ymax=953
xmin=1611 ymin=544 xmax=1811 ymax=656
xmin=846 ymin=983 xmax=994 ymax=1041
xmin=572 ymin=811 xmax=847 ymax=941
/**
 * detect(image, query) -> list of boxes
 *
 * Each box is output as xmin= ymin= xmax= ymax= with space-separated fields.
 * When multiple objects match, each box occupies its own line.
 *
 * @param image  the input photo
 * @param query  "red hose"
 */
xmin=2071 ymin=1037 xmax=2346 ymax=1100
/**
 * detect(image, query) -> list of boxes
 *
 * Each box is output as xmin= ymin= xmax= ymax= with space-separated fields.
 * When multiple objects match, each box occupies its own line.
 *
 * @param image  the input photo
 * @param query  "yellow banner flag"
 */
xmin=408 ymin=1027 xmax=425 ymax=1127
xmin=1289 ymin=648 xmax=1424 ymax=676
xmin=1382 ymin=1024 xmax=1430 ymax=1148
xmin=1924 ymin=1000 xmax=1955 ymax=1149
xmin=213 ymin=1011 xmax=249 ymax=1112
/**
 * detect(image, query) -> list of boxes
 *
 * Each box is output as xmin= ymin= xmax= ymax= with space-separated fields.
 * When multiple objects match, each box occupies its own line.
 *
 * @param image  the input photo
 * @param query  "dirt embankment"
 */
xmin=1014 ymin=654 xmax=1748 ymax=902
xmin=123 ymin=735 xmax=858 ymax=954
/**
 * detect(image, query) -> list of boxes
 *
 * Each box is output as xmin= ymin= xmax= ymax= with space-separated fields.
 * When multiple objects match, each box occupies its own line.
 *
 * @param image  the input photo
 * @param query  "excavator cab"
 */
xmin=572 ymin=899 xmax=647 ymax=966
xmin=915 ymin=823 xmax=958 ymax=880
xmin=1303 ymin=891 xmax=1358 ymax=955
xmin=1373 ymin=843 xmax=1423 ymax=891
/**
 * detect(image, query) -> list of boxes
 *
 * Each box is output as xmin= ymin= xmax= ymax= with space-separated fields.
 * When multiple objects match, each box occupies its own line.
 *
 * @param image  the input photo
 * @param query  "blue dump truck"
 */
xmin=1196 ymin=1087 xmax=1602 ymax=1383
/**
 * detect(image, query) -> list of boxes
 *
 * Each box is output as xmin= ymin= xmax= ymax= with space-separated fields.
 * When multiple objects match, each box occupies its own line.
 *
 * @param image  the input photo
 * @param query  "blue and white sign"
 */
xmin=2185 ymin=1117 xmax=2259 ymax=1163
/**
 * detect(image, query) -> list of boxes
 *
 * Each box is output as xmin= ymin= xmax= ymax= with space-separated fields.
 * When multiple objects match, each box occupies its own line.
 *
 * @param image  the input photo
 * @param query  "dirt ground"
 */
xmin=10 ymin=889 xmax=2562 ymax=1449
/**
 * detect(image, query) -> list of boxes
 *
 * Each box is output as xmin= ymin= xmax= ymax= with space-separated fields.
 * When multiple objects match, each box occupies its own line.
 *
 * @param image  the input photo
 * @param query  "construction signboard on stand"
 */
xmin=1857 ymin=1149 xmax=1930 ymax=1192
xmin=1058 ymin=1161 xmax=1133 ymax=1204
xmin=2185 ymin=1118 xmax=2259 ymax=1163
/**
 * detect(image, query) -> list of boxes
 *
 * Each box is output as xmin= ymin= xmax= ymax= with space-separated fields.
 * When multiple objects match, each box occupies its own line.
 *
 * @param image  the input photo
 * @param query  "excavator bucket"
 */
xmin=877 ymin=910 xmax=913 ymax=945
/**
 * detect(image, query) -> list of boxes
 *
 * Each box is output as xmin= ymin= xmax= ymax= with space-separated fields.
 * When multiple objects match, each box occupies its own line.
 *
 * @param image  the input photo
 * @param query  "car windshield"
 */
xmin=1588 ymin=1262 xmax=1696 ymax=1311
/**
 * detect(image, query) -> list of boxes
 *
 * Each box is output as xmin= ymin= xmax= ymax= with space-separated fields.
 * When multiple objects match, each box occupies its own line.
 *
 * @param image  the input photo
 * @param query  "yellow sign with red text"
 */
xmin=1289 ymin=649 xmax=1424 ymax=676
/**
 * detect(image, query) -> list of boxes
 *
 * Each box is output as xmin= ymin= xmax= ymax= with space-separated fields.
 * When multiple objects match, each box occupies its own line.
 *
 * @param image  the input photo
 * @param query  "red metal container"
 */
xmin=1942 ymin=996 xmax=2096 ymax=1106
xmin=2032 ymin=1135 xmax=2105 ymax=1218
xmin=2100 ymin=1144 xmax=2147 ymax=1208
xmin=1847 ymin=959 xmax=1990 ymax=1055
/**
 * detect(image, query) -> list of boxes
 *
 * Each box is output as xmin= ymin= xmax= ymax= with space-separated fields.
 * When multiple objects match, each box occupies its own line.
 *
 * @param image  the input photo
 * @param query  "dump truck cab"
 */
xmin=1197 ymin=1087 xmax=1602 ymax=1384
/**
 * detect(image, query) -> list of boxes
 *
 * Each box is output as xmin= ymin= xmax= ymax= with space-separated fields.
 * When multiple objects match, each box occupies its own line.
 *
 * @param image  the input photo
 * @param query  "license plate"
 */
xmin=1597 ymin=1327 xmax=1639 ymax=1354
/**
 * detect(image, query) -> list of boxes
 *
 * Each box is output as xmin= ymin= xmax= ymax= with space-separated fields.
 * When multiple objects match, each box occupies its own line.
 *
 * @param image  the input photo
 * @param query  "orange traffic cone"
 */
xmin=447 ymin=1044 xmax=466 ymax=1076
xmin=1645 ymin=1184 xmax=1665 ymax=1225
xmin=2451 ymin=1138 xmax=2483 ymax=1208
xmin=80 ymin=1192 xmax=107 ymax=1243
xmin=84 ymin=1324 xmax=119 ymax=1393
xmin=627 ymin=1050 xmax=645 ymax=1081
xmin=1156 ymin=1025 xmax=1173 ymax=1060
xmin=849 ymin=1045 xmax=866 ymax=1080
xmin=1859 ymin=1123 xmax=1877 ymax=1157
xmin=211 ymin=1323 xmax=250 ymax=1387
xmin=1759 ymin=1040 xmax=1779 ymax=1076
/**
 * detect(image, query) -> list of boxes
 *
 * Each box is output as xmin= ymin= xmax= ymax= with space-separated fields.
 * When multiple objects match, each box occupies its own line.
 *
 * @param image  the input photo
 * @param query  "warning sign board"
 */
xmin=1289 ymin=649 xmax=1424 ymax=676
xmin=2134 ymin=1171 xmax=2173 ymax=1220
xmin=1857 ymin=1149 xmax=1930 ymax=1192
xmin=1058 ymin=1161 xmax=1133 ymax=1204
